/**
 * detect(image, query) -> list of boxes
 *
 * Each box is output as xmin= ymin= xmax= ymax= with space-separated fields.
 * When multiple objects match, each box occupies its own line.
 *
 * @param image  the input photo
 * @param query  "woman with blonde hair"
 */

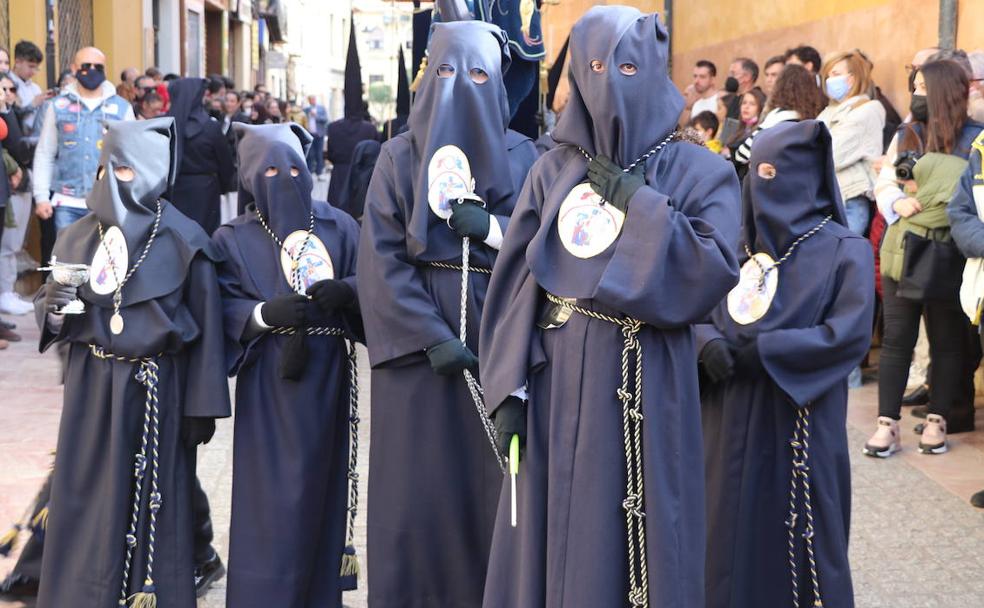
xmin=817 ymin=50 xmax=886 ymax=237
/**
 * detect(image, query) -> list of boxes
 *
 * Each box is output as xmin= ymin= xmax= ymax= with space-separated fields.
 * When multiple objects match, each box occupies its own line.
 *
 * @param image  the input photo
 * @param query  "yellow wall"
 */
xmin=670 ymin=0 xmax=938 ymax=113
xmin=9 ymin=0 xmax=48 ymax=88
xmin=93 ymin=0 xmax=145 ymax=84
xmin=956 ymin=0 xmax=984 ymax=53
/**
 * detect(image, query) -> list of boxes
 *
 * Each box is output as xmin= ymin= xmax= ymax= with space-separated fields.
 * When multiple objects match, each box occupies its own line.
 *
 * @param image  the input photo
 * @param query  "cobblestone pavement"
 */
xmin=3 ymin=317 xmax=984 ymax=607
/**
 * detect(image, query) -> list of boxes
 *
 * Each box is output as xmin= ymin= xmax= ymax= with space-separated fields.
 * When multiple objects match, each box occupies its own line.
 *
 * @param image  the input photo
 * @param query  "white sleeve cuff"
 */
xmin=252 ymin=303 xmax=272 ymax=329
xmin=484 ymin=217 xmax=504 ymax=250
xmin=510 ymin=386 xmax=528 ymax=402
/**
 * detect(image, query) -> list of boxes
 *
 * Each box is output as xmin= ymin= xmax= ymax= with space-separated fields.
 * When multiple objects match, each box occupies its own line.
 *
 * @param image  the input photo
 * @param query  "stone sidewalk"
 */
xmin=3 ymin=309 xmax=984 ymax=607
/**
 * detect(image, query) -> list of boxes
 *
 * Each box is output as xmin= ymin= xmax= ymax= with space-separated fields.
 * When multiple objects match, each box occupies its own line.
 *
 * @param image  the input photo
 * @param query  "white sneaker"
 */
xmin=918 ymin=414 xmax=948 ymax=455
xmin=0 ymin=292 xmax=33 ymax=315
xmin=863 ymin=416 xmax=901 ymax=458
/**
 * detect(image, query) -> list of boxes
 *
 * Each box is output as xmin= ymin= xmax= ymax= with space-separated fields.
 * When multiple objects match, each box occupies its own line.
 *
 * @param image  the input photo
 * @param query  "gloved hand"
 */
xmin=181 ymin=417 xmax=216 ymax=449
xmin=586 ymin=154 xmax=647 ymax=214
xmin=700 ymin=339 xmax=735 ymax=384
xmin=734 ymin=340 xmax=765 ymax=376
xmin=307 ymin=279 xmax=355 ymax=314
xmin=493 ymin=395 xmax=527 ymax=458
xmin=279 ymin=333 xmax=309 ymax=380
xmin=44 ymin=282 xmax=78 ymax=313
xmin=261 ymin=293 xmax=309 ymax=327
xmin=426 ymin=338 xmax=479 ymax=375
xmin=449 ymin=199 xmax=491 ymax=240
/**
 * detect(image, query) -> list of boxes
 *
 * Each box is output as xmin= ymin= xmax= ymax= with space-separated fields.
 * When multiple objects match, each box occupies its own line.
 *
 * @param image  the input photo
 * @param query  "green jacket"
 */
xmin=881 ymin=152 xmax=969 ymax=280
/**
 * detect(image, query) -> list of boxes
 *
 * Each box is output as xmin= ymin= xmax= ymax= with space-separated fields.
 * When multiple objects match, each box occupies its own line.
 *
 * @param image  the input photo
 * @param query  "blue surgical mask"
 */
xmin=825 ymin=74 xmax=851 ymax=102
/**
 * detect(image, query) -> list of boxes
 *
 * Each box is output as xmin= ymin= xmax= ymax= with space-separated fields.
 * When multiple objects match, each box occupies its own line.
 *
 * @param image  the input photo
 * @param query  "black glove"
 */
xmin=181 ymin=417 xmax=216 ymax=449
xmin=44 ymin=282 xmax=78 ymax=312
xmin=734 ymin=341 xmax=765 ymax=376
xmin=700 ymin=339 xmax=735 ymax=384
xmin=307 ymin=279 xmax=355 ymax=314
xmin=493 ymin=395 xmax=527 ymax=458
xmin=586 ymin=155 xmax=647 ymax=214
xmin=449 ymin=200 xmax=491 ymax=240
xmin=261 ymin=294 xmax=309 ymax=327
xmin=426 ymin=338 xmax=479 ymax=375
xmin=279 ymin=332 xmax=309 ymax=380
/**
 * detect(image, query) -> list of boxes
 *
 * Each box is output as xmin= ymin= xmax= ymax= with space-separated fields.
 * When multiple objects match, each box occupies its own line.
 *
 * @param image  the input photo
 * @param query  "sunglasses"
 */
xmin=1 ymin=85 xmax=16 ymax=93
xmin=80 ymin=63 xmax=105 ymax=72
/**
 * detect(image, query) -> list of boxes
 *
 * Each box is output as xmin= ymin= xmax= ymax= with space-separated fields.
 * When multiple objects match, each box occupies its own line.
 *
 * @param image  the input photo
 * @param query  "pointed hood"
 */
xmin=84 ymin=117 xmax=178 ymax=252
xmin=234 ymin=122 xmax=315 ymax=242
xmin=396 ymin=44 xmax=411 ymax=117
xmin=167 ymin=77 xmax=210 ymax=171
xmin=743 ymin=120 xmax=847 ymax=259
xmin=405 ymin=20 xmax=513 ymax=261
xmin=52 ymin=117 xmax=216 ymax=309
xmin=344 ymin=16 xmax=365 ymax=118
xmin=551 ymin=6 xmax=682 ymax=167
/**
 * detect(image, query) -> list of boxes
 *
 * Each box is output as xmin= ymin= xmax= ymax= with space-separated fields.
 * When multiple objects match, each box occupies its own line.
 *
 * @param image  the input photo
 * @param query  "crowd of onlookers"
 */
xmin=679 ymin=44 xmax=984 ymax=506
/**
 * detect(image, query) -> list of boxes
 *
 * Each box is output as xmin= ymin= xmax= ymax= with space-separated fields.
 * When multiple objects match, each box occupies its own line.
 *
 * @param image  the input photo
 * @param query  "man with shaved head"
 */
xmin=32 ymin=46 xmax=134 ymax=234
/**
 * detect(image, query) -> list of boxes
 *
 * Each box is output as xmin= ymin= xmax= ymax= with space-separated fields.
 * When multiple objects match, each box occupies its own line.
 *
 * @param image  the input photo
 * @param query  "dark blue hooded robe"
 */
xmin=34 ymin=118 xmax=231 ymax=608
xmin=211 ymin=123 xmax=363 ymax=608
xmin=478 ymin=7 xmax=740 ymax=607
xmin=697 ymin=121 xmax=874 ymax=608
xmin=357 ymin=21 xmax=537 ymax=608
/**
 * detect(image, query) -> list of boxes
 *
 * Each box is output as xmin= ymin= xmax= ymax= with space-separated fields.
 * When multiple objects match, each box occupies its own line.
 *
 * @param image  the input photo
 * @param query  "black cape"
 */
xmin=326 ymin=117 xmax=378 ymax=210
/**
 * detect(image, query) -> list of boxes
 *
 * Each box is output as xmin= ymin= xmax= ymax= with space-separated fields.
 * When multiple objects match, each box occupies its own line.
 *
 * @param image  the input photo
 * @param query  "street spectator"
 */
xmin=32 ymin=46 xmax=134 ymax=233
xmin=968 ymin=50 xmax=984 ymax=122
xmin=132 ymin=74 xmax=155 ymax=104
xmin=146 ymin=66 xmax=163 ymax=83
xmin=205 ymin=74 xmax=226 ymax=120
xmin=304 ymin=93 xmax=328 ymax=177
xmin=724 ymin=57 xmax=759 ymax=121
xmin=116 ymin=66 xmax=139 ymax=101
xmin=241 ymin=92 xmax=257 ymax=122
xmin=219 ymin=90 xmax=250 ymax=222
xmin=253 ymin=83 xmax=269 ymax=104
xmin=681 ymin=60 xmax=719 ymax=125
xmin=689 ymin=110 xmax=722 ymax=153
xmin=865 ymin=60 xmax=983 ymax=457
xmin=56 ymin=70 xmax=75 ymax=92
xmin=261 ymin=97 xmax=283 ymax=123
xmin=784 ymin=44 xmax=822 ymax=78
xmin=0 ymin=72 xmax=27 ymax=330
xmin=722 ymin=87 xmax=765 ymax=179
xmin=9 ymin=40 xmax=45 ymax=132
xmin=734 ymin=64 xmax=824 ymax=167
xmin=166 ymin=77 xmax=235 ymax=235
xmin=817 ymin=49 xmax=885 ymax=236
xmin=761 ymin=54 xmax=785 ymax=95
xmin=135 ymin=91 xmax=164 ymax=119
xmin=0 ymin=47 xmax=9 ymax=73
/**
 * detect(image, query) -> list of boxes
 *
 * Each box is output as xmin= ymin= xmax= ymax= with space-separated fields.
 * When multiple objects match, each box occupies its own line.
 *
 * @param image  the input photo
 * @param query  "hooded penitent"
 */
xmin=551 ymin=5 xmax=682 ymax=166
xmin=343 ymin=17 xmax=365 ymax=119
xmin=699 ymin=120 xmax=873 ymax=608
xmin=167 ymin=78 xmax=209 ymax=168
xmin=234 ymin=122 xmax=314 ymax=242
xmin=356 ymin=17 xmax=538 ymax=608
xmin=34 ymin=117 xmax=230 ymax=608
xmin=405 ymin=19 xmax=513 ymax=262
xmin=478 ymin=6 xmax=741 ymax=607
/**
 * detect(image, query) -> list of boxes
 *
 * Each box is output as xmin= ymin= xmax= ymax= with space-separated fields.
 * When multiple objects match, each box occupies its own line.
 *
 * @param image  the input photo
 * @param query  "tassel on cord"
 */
xmin=0 ymin=525 xmax=21 ymax=556
xmin=31 ymin=506 xmax=49 ymax=532
xmin=340 ymin=544 xmax=360 ymax=578
xmin=410 ymin=57 xmax=428 ymax=92
xmin=128 ymin=581 xmax=157 ymax=608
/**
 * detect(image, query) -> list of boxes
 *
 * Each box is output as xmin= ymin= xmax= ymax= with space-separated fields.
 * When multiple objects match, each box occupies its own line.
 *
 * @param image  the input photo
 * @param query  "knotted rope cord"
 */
xmin=271 ymin=326 xmax=362 ymax=578
xmin=743 ymin=215 xmax=832 ymax=291
xmin=426 ymin=261 xmax=492 ymax=275
xmin=458 ymin=236 xmax=507 ymax=472
xmin=86 ymin=345 xmax=163 ymax=607
xmin=786 ymin=406 xmax=823 ymax=608
xmin=545 ymin=293 xmax=649 ymax=607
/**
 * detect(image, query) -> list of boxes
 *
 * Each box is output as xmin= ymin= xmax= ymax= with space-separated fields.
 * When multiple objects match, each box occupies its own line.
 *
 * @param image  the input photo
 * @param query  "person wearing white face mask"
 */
xmin=817 ymin=50 xmax=886 ymax=241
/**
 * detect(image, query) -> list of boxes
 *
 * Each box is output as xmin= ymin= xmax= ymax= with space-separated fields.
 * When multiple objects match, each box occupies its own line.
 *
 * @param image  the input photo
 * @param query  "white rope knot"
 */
xmin=622 ymin=493 xmax=646 ymax=518
xmin=617 ymin=388 xmax=633 ymax=402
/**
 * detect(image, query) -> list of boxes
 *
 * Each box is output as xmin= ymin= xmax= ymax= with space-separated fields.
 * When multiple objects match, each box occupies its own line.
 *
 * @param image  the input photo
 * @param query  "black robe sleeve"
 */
xmin=182 ymin=254 xmax=233 ymax=418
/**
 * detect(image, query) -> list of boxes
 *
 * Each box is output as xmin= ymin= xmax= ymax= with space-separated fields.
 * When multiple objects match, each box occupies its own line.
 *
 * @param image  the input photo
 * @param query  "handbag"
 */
xmin=898 ymin=230 xmax=965 ymax=301
xmin=959 ymin=184 xmax=984 ymax=322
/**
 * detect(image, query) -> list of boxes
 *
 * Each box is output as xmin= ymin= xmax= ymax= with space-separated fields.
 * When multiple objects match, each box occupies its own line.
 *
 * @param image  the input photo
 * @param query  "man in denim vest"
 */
xmin=32 ymin=47 xmax=133 ymax=233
